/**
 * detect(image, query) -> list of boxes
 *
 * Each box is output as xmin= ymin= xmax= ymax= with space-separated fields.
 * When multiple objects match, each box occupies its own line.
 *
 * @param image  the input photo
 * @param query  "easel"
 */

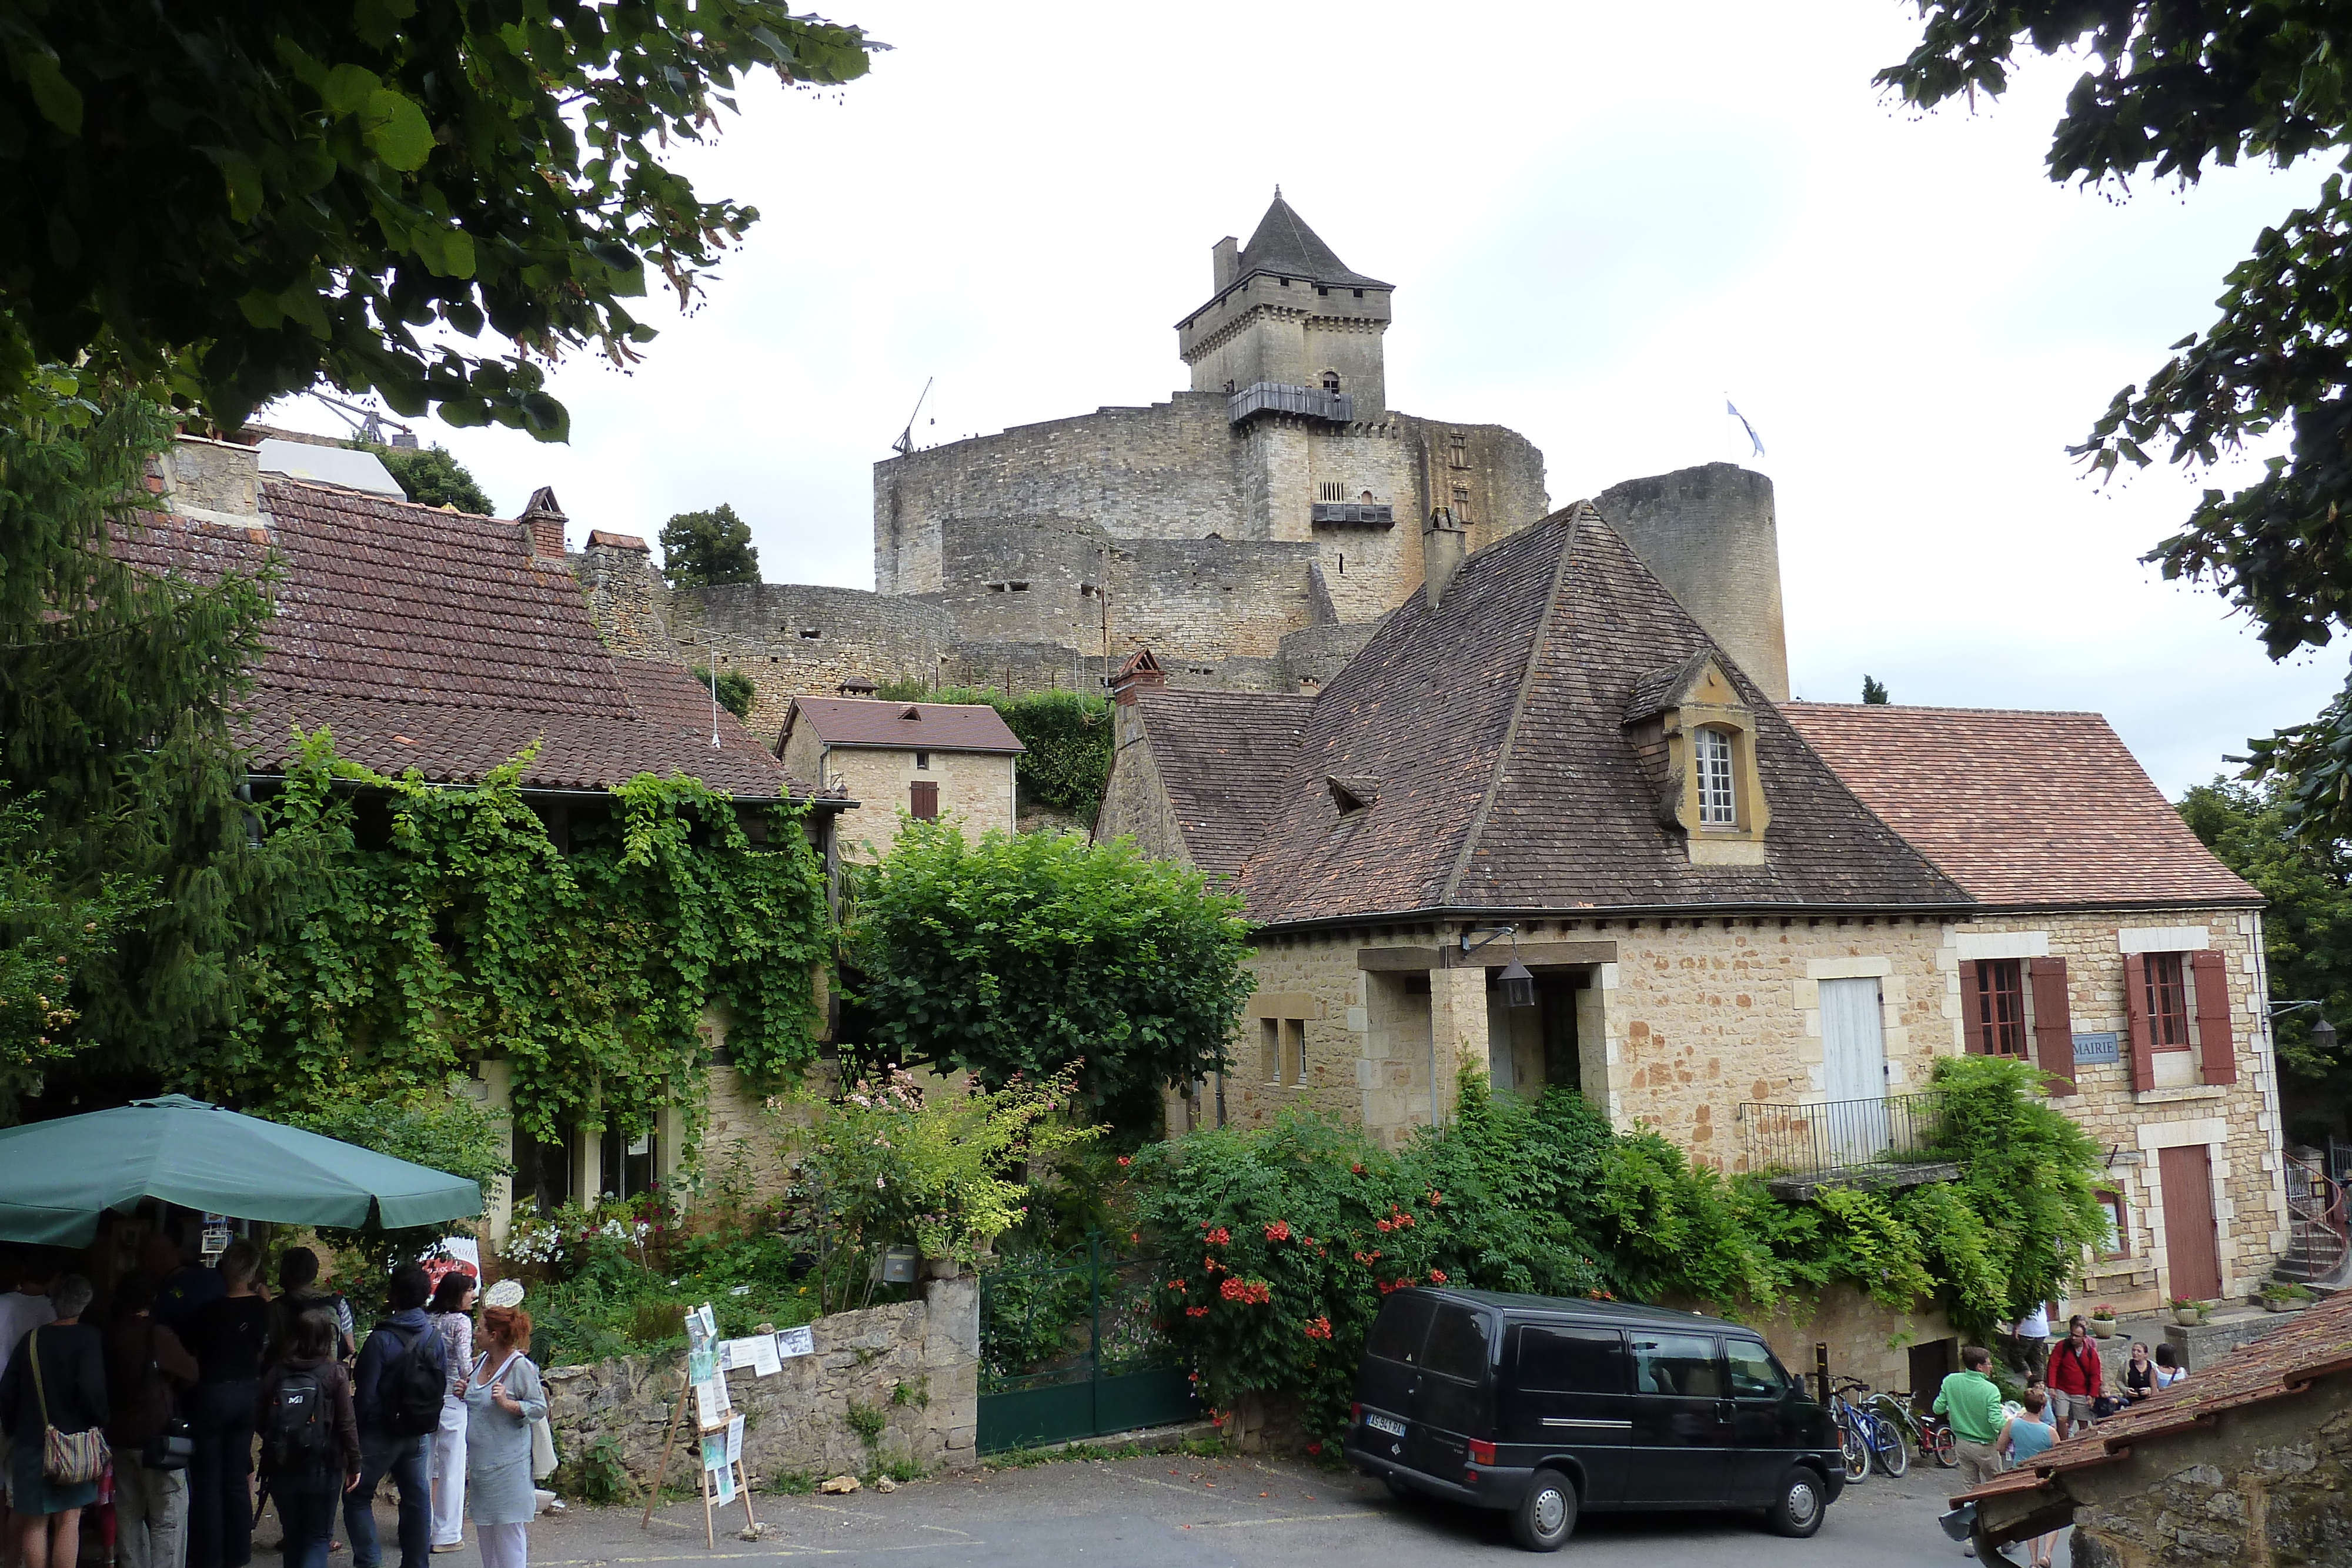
xmin=639 ymin=1305 xmax=758 ymax=1548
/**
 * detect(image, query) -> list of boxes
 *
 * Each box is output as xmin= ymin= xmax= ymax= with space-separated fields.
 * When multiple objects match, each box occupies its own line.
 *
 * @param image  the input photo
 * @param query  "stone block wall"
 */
xmin=542 ymin=1275 xmax=981 ymax=1485
xmin=1112 ymin=535 xmax=1322 ymax=666
xmin=792 ymin=745 xmax=1015 ymax=863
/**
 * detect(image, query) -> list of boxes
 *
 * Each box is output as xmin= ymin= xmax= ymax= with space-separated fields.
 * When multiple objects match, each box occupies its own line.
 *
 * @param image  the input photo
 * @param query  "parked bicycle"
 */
xmin=1865 ymin=1387 xmax=1957 ymax=1469
xmin=1830 ymin=1377 xmax=1910 ymax=1477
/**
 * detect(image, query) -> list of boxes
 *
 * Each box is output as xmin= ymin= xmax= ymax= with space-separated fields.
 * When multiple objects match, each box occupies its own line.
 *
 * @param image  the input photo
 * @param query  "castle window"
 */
xmin=1279 ymin=276 xmax=1290 ymax=286
xmin=1319 ymin=481 xmax=1344 ymax=502
xmin=1008 ymin=581 xmax=1030 ymax=592
xmin=1321 ymin=372 xmax=1341 ymax=393
xmin=799 ymin=628 xmax=820 ymax=639
xmin=1695 ymin=726 xmax=1736 ymax=825
xmin=1449 ymin=436 xmax=1470 ymax=470
xmin=1315 ymin=285 xmax=1328 ymax=296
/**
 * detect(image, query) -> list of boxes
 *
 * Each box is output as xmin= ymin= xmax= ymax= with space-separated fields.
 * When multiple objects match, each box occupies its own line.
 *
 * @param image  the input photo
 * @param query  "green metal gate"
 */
xmin=977 ymin=1235 xmax=1196 ymax=1452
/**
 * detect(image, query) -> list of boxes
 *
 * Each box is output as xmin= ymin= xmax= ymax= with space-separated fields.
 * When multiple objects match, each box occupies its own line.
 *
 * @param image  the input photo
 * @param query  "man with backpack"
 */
xmin=258 ymin=1310 xmax=360 ymax=1568
xmin=345 ymin=1266 xmax=446 ymax=1568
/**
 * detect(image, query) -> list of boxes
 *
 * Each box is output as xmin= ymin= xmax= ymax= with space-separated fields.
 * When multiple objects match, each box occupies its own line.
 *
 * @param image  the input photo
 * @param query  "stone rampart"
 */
xmin=543 ymin=1275 xmax=980 ymax=1485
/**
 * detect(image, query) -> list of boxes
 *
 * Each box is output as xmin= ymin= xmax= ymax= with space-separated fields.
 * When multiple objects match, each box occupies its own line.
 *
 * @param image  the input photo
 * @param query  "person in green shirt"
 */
xmin=1935 ymin=1343 xmax=2009 ymax=1551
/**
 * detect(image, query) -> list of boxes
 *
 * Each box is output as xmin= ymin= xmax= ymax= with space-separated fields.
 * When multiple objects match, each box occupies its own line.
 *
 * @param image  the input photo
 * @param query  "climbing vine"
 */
xmin=215 ymin=729 xmax=832 ymax=1151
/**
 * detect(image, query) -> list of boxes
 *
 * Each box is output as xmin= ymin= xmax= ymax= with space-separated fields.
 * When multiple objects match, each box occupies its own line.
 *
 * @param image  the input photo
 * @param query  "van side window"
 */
xmin=1515 ymin=1326 xmax=1626 ymax=1393
xmin=1365 ymin=1295 xmax=1438 ymax=1365
xmin=1629 ymin=1332 xmax=1720 ymax=1398
xmin=1724 ymin=1338 xmax=1790 ymax=1398
xmin=1422 ymin=1305 xmax=1491 ymax=1382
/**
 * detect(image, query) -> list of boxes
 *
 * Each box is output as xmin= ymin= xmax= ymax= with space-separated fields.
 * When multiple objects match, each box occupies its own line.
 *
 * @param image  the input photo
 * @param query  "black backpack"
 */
xmin=380 ymin=1324 xmax=445 ymax=1437
xmin=265 ymin=1370 xmax=333 ymax=1475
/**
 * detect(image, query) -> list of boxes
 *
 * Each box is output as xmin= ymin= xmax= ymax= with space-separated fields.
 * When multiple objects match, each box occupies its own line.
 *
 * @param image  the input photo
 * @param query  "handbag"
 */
xmin=139 ymin=1324 xmax=192 ymax=1471
xmin=29 ymin=1327 xmax=111 ymax=1485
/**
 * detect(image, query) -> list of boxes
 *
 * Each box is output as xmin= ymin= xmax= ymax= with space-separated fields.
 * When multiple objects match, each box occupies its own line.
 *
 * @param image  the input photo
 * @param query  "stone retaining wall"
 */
xmin=543 ymin=1275 xmax=980 ymax=1485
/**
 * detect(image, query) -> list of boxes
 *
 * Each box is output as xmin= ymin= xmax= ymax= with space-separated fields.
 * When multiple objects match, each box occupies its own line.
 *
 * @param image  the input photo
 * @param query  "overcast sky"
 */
xmin=264 ymin=2 xmax=2346 ymax=797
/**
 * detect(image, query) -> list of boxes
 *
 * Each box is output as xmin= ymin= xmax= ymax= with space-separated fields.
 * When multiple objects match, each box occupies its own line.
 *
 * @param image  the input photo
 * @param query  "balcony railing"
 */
xmin=1739 ymin=1092 xmax=1946 ymax=1180
xmin=1309 ymin=502 xmax=1394 ymax=527
xmin=1228 ymin=382 xmax=1354 ymax=425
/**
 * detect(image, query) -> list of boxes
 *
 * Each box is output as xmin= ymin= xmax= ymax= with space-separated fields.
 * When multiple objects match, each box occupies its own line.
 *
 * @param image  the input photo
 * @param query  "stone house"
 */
xmin=779 ymin=694 xmax=1023 ymax=860
xmin=1095 ymin=493 xmax=2288 ymax=1360
xmin=1956 ymin=1290 xmax=2352 ymax=1566
xmin=138 ymin=435 xmax=851 ymax=1241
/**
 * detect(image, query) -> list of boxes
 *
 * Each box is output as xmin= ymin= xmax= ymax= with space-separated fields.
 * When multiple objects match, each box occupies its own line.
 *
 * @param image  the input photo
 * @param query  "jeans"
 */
xmin=344 ymin=1432 xmax=430 ymax=1568
xmin=115 ymin=1456 xmax=189 ymax=1568
xmin=276 ymin=1483 xmax=340 ymax=1568
xmin=187 ymin=1380 xmax=257 ymax=1568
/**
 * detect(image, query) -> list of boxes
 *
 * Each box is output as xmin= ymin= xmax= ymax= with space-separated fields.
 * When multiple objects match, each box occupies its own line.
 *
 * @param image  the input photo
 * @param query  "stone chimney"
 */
xmin=837 ymin=676 xmax=878 ymax=697
xmin=1422 ymin=507 xmax=1468 ymax=609
xmin=157 ymin=436 xmax=266 ymax=533
xmin=1110 ymin=648 xmax=1166 ymax=705
xmin=1211 ymin=236 xmax=1240 ymax=291
xmin=519 ymin=486 xmax=568 ymax=559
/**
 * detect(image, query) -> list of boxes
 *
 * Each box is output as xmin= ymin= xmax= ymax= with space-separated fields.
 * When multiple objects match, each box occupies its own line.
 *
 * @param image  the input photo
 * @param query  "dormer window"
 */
xmin=1695 ymin=727 xmax=1736 ymax=825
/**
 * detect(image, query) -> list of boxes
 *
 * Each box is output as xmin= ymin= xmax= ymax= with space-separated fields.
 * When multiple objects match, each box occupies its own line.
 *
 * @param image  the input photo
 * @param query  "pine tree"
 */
xmin=1862 ymin=675 xmax=1890 ymax=705
xmin=659 ymin=505 xmax=760 ymax=589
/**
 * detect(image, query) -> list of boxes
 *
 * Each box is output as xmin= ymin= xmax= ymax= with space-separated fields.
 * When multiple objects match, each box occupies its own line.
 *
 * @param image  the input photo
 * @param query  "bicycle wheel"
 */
xmin=1839 ymin=1420 xmax=1870 ymax=1482
xmin=1871 ymin=1416 xmax=1910 ymax=1477
xmin=1932 ymin=1424 xmax=1958 ymax=1468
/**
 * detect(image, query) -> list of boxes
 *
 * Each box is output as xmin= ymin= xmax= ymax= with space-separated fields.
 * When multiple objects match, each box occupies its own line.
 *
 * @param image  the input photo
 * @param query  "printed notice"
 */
xmin=775 ymin=1325 xmax=816 ymax=1360
xmin=746 ymin=1334 xmax=781 ymax=1377
xmin=693 ymin=1378 xmax=730 ymax=1429
xmin=713 ymin=1460 xmax=737 ymax=1505
xmin=725 ymin=1413 xmax=744 ymax=1466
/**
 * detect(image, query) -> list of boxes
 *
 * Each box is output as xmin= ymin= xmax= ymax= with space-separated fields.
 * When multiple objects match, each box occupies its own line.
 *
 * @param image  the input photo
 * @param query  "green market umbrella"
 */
xmin=0 ymin=1094 xmax=482 ymax=1246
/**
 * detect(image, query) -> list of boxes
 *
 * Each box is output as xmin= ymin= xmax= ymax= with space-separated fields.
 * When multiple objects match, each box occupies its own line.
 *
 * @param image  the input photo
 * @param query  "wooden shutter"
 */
xmin=1965 ymin=962 xmax=1992 ymax=1054
xmin=909 ymin=780 xmax=939 ymax=820
xmin=2027 ymin=957 xmax=2076 ymax=1096
xmin=2123 ymin=954 xmax=2156 ymax=1091
xmin=2190 ymin=949 xmax=2237 ymax=1086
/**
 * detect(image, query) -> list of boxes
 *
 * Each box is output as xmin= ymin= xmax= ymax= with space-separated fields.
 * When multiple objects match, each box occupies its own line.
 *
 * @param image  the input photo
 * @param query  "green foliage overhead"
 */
xmin=0 ymin=2 xmax=875 ymax=435
xmin=1128 ymin=1057 xmax=2104 ymax=1440
xmin=0 ymin=385 xmax=278 ymax=1101
xmin=219 ymin=730 xmax=833 ymax=1146
xmin=843 ymin=822 xmax=1253 ymax=1126
xmin=2181 ymin=775 xmax=2352 ymax=1125
xmin=0 ymin=793 xmax=137 ymax=1116
xmin=691 ymin=667 xmax=757 ymax=723
xmin=275 ymin=1085 xmax=513 ymax=1272
xmin=1862 ymin=674 xmax=1889 ymax=704
xmin=1878 ymin=5 xmax=2352 ymax=842
xmin=659 ymin=504 xmax=759 ymax=589
xmin=876 ymin=680 xmax=1115 ymax=820
xmin=372 ymin=443 xmax=493 ymax=514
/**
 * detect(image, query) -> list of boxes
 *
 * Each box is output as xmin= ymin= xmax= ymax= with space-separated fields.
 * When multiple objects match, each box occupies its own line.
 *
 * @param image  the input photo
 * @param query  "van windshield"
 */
xmin=1365 ymin=1295 xmax=1438 ymax=1365
xmin=1422 ymin=1305 xmax=1489 ymax=1383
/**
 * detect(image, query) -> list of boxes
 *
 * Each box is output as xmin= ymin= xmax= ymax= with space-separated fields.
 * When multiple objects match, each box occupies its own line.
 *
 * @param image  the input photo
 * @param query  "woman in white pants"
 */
xmin=465 ymin=1300 xmax=545 ymax=1568
xmin=425 ymin=1273 xmax=477 ymax=1553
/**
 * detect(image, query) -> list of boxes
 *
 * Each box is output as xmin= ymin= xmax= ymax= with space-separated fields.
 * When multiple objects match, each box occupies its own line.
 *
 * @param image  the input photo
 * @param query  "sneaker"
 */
xmin=1963 ymin=1546 xmax=1976 ymax=1558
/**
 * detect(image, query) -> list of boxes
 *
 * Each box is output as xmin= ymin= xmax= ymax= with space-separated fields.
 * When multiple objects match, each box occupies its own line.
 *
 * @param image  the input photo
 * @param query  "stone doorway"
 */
xmin=1485 ymin=967 xmax=1591 ymax=1099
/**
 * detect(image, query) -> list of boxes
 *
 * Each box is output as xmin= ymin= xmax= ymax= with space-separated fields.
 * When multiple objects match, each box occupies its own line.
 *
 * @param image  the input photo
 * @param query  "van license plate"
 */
xmin=1364 ymin=1413 xmax=1406 ymax=1437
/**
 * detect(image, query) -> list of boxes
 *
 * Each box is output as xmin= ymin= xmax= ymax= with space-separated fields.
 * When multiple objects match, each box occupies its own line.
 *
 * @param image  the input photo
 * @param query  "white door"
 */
xmin=1818 ymin=978 xmax=1890 ymax=1164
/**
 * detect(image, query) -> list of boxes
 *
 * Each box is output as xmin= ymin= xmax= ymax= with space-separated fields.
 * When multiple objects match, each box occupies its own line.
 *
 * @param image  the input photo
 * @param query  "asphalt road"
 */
xmin=502 ymin=1450 xmax=2064 ymax=1568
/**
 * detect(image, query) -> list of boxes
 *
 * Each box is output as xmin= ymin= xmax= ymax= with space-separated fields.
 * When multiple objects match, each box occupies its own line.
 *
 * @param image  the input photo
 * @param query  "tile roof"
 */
xmin=1235 ymin=194 xmax=1390 ymax=290
xmin=1780 ymin=703 xmax=2260 ymax=908
xmin=1127 ymin=688 xmax=1316 ymax=878
xmin=1956 ymin=1292 xmax=2352 ymax=1508
xmin=1217 ymin=506 xmax=1968 ymax=926
xmin=781 ymin=697 xmax=1024 ymax=755
xmin=120 ymin=478 xmax=804 ymax=798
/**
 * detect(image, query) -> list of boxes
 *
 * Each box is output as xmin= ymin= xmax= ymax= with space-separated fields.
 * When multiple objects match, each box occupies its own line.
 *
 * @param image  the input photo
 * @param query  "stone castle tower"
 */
xmin=575 ymin=194 xmax=1786 ymax=740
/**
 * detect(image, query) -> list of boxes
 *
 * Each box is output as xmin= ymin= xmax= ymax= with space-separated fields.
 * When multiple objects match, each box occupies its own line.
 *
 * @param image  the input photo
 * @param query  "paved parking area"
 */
xmin=510 ymin=1449 xmax=2044 ymax=1568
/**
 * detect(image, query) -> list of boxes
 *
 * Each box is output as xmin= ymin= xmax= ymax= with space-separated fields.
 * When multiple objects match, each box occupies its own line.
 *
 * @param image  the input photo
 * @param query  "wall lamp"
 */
xmin=2268 ymin=999 xmax=2338 ymax=1055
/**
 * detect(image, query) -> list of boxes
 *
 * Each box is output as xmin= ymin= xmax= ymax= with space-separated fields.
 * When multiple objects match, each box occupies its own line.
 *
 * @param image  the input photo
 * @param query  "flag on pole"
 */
xmin=1725 ymin=398 xmax=1766 ymax=458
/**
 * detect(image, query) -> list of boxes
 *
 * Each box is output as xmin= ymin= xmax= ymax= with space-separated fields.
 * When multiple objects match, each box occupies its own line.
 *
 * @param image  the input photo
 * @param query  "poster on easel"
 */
xmin=643 ymin=1302 xmax=758 ymax=1550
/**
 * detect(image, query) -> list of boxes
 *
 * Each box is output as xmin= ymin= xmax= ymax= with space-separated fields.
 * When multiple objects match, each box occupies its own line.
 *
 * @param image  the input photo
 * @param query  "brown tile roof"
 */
xmin=1225 ymin=506 xmax=1967 ymax=925
xmin=1128 ymin=687 xmax=1316 ymax=878
xmin=782 ymin=697 xmax=1024 ymax=755
xmin=1780 ymin=703 xmax=2260 ymax=908
xmin=121 ymin=480 xmax=804 ymax=798
xmin=1956 ymin=1292 xmax=2352 ymax=1509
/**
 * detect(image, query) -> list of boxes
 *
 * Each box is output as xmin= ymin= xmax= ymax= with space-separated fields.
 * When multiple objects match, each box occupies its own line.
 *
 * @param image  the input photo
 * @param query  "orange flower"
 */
xmin=1429 ymin=1269 xmax=1448 ymax=1284
xmin=1263 ymin=1220 xmax=1292 ymax=1243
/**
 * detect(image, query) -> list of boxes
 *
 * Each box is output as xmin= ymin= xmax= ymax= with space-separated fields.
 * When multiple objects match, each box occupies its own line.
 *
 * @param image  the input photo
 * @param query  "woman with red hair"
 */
xmin=463 ymin=1298 xmax=544 ymax=1568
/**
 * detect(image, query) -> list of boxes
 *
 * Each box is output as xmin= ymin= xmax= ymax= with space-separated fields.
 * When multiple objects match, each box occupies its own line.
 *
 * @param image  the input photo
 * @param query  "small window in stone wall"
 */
xmin=2143 ymin=953 xmax=2191 ymax=1048
xmin=1009 ymin=581 xmax=1030 ymax=592
xmin=2096 ymin=1189 xmax=2130 ymax=1258
xmin=1968 ymin=959 xmax=2029 ymax=1057
xmin=915 ymin=750 xmax=930 ymax=770
xmin=1319 ymin=481 xmax=1344 ymax=502
xmin=1321 ymin=372 xmax=1341 ymax=393
xmin=910 ymin=780 xmax=939 ymax=820
xmin=1695 ymin=726 xmax=1736 ymax=825
xmin=799 ymin=628 xmax=820 ymax=640
xmin=1449 ymin=436 xmax=1470 ymax=470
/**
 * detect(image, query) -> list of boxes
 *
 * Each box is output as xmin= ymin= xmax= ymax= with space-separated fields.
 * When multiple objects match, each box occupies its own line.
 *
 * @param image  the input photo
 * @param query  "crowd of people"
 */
xmin=1937 ymin=1310 xmax=2191 ymax=1561
xmin=0 ymin=1236 xmax=546 ymax=1568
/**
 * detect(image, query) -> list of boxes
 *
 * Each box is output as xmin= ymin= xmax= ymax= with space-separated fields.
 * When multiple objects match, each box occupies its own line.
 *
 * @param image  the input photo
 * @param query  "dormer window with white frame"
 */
xmin=1695 ymin=726 xmax=1736 ymax=825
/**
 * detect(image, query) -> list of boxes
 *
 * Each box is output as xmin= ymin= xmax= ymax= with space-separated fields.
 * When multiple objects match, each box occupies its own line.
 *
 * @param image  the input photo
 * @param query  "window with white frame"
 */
xmin=1695 ymin=726 xmax=1736 ymax=825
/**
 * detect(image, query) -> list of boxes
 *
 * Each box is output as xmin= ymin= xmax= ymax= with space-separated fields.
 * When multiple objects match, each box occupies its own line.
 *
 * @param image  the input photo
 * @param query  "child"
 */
xmin=1997 ymin=1389 xmax=2062 ymax=1568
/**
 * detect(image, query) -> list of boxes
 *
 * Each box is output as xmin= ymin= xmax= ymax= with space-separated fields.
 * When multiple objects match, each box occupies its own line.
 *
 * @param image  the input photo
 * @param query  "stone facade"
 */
xmin=778 ymin=723 xmax=1017 ymax=862
xmin=542 ymin=1274 xmax=980 ymax=1484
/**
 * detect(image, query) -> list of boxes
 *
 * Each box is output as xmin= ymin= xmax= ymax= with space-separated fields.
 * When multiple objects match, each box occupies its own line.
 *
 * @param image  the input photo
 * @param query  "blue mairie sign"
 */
xmin=2073 ymin=1031 xmax=2120 ymax=1065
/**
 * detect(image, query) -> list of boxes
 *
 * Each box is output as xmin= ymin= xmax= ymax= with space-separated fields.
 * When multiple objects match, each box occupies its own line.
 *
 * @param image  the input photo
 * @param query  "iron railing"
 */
xmin=1739 ymin=1092 xmax=1946 ymax=1178
xmin=1228 ymin=382 xmax=1354 ymax=424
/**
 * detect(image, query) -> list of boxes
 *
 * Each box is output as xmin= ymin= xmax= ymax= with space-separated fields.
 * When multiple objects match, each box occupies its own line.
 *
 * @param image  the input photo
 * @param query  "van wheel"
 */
xmin=1383 ymin=1475 xmax=1415 ymax=1504
xmin=1510 ymin=1470 xmax=1578 ymax=1552
xmin=1766 ymin=1465 xmax=1826 ymax=1539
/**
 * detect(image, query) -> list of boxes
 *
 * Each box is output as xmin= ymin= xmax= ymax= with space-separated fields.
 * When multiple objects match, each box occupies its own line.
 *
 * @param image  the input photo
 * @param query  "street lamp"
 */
xmin=1498 ymin=958 xmax=1536 ymax=1009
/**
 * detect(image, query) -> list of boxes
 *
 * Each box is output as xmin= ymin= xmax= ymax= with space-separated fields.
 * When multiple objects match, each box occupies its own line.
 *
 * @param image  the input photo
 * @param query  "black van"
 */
xmin=1344 ymin=1288 xmax=1845 ymax=1551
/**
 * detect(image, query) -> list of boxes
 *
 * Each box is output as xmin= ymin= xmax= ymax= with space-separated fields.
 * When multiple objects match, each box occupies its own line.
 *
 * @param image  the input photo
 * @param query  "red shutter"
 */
xmin=2124 ymin=954 xmax=2156 ymax=1091
xmin=2027 ymin=957 xmax=2076 ymax=1096
xmin=1964 ymin=962 xmax=1991 ymax=1054
xmin=2190 ymin=950 xmax=2237 ymax=1086
xmin=910 ymin=780 xmax=939 ymax=820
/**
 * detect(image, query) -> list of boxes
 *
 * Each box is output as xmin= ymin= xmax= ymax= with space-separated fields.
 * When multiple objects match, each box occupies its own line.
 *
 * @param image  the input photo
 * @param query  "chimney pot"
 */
xmin=1422 ymin=507 xmax=1467 ymax=609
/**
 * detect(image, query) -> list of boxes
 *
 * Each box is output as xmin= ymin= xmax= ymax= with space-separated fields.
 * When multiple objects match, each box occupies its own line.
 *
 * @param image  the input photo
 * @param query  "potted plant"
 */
xmin=2169 ymin=1296 xmax=2204 ymax=1326
xmin=2259 ymin=1281 xmax=2313 ymax=1314
xmin=2089 ymin=1304 xmax=2117 ymax=1338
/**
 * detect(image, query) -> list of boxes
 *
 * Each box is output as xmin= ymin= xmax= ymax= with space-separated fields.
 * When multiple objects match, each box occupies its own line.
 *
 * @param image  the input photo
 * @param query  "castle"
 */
xmin=577 ymin=193 xmax=1790 ymax=736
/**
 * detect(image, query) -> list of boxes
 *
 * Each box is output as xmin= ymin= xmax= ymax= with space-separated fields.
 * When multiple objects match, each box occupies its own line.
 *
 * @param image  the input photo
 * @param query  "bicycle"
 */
xmin=1825 ymin=1386 xmax=1871 ymax=1482
xmin=1830 ymin=1378 xmax=1910 ymax=1477
xmin=1866 ymin=1388 xmax=1957 ymax=1469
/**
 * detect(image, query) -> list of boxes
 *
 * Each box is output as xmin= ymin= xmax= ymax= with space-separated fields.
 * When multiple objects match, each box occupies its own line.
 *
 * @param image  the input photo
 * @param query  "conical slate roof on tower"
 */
xmin=1236 ymin=192 xmax=1391 ymax=290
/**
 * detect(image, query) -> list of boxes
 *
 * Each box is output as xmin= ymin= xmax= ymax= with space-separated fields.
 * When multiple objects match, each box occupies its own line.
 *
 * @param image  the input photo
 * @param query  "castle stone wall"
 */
xmin=1597 ymin=464 xmax=1789 ymax=702
xmin=1112 ymin=535 xmax=1322 ymax=668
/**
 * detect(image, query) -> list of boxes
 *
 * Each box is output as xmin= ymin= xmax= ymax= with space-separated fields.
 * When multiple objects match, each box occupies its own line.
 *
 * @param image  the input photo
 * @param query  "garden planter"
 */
xmin=2090 ymin=1318 xmax=2116 ymax=1339
xmin=2262 ymin=1298 xmax=2307 ymax=1314
xmin=2173 ymin=1306 xmax=2202 ymax=1326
